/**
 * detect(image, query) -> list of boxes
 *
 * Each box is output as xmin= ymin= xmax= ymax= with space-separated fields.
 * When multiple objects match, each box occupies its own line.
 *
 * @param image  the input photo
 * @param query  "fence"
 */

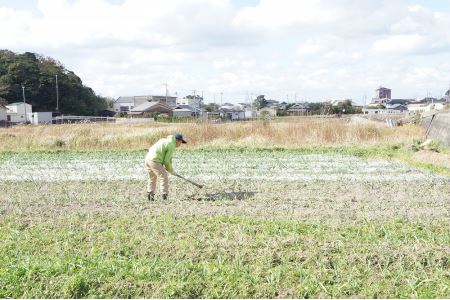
xmin=53 ymin=116 xmax=116 ymax=124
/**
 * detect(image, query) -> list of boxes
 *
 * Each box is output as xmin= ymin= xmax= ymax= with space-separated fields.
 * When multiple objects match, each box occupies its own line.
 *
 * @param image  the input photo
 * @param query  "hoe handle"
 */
xmin=174 ymin=173 xmax=203 ymax=189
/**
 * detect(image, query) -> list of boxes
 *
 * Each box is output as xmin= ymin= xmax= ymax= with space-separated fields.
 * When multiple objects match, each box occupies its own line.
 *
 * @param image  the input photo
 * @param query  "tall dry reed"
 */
xmin=0 ymin=119 xmax=423 ymax=151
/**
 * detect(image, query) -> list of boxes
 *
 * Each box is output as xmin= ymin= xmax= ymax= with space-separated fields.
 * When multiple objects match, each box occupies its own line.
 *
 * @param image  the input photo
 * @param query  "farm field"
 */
xmin=0 ymin=149 xmax=449 ymax=298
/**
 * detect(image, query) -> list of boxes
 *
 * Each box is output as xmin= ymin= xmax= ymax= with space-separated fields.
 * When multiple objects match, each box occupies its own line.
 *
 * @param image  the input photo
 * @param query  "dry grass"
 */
xmin=0 ymin=118 xmax=423 ymax=151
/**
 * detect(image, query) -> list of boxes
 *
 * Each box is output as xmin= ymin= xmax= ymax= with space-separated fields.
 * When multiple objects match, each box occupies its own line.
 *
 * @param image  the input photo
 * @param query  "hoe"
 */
xmin=174 ymin=173 xmax=203 ymax=189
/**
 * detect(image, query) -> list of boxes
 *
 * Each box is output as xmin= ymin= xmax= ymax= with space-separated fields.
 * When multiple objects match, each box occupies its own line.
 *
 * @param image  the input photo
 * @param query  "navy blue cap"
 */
xmin=175 ymin=133 xmax=187 ymax=144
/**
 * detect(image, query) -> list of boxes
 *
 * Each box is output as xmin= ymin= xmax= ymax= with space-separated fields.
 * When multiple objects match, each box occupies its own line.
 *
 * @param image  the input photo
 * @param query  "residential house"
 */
xmin=287 ymin=103 xmax=310 ymax=116
xmin=175 ymin=104 xmax=204 ymax=117
xmin=113 ymin=95 xmax=177 ymax=113
xmin=6 ymin=102 xmax=32 ymax=123
xmin=265 ymin=100 xmax=279 ymax=108
xmin=128 ymin=101 xmax=173 ymax=117
xmin=408 ymin=102 xmax=444 ymax=113
xmin=220 ymin=107 xmax=246 ymax=120
xmin=0 ymin=104 xmax=7 ymax=121
xmin=386 ymin=99 xmax=412 ymax=108
xmin=387 ymin=104 xmax=408 ymax=112
xmin=278 ymin=102 xmax=288 ymax=110
xmin=172 ymin=104 xmax=204 ymax=117
xmin=258 ymin=107 xmax=277 ymax=117
xmin=172 ymin=107 xmax=193 ymax=117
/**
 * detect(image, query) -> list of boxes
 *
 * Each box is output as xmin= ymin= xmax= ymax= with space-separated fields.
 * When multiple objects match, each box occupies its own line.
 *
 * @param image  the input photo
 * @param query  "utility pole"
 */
xmin=192 ymin=89 xmax=196 ymax=107
xmin=55 ymin=74 xmax=59 ymax=111
xmin=220 ymin=92 xmax=223 ymax=106
xmin=201 ymin=91 xmax=204 ymax=111
xmin=22 ymin=85 xmax=27 ymax=123
xmin=163 ymin=83 xmax=168 ymax=103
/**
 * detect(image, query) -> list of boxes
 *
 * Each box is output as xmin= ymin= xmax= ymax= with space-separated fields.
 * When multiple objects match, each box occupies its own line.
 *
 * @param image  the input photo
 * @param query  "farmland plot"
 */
xmin=0 ymin=150 xmax=449 ymax=298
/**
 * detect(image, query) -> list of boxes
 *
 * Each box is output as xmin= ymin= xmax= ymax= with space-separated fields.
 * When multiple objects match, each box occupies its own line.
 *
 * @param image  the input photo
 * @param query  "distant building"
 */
xmin=219 ymin=107 xmax=246 ymax=120
xmin=128 ymin=101 xmax=173 ymax=117
xmin=376 ymin=86 xmax=391 ymax=100
xmin=287 ymin=103 xmax=310 ymax=115
xmin=362 ymin=108 xmax=407 ymax=115
xmin=113 ymin=95 xmax=177 ymax=113
xmin=176 ymin=96 xmax=203 ymax=108
xmin=27 ymin=112 xmax=53 ymax=125
xmin=371 ymin=86 xmax=392 ymax=104
xmin=408 ymin=102 xmax=444 ymax=113
xmin=6 ymin=102 xmax=32 ymax=123
xmin=265 ymin=100 xmax=279 ymax=108
xmin=258 ymin=107 xmax=277 ymax=117
xmin=172 ymin=107 xmax=193 ymax=117
xmin=172 ymin=105 xmax=204 ymax=117
xmin=386 ymin=99 xmax=412 ymax=107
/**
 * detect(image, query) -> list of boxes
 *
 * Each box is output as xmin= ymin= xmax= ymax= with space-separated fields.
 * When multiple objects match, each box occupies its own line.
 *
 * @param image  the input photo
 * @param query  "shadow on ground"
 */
xmin=187 ymin=191 xmax=256 ymax=201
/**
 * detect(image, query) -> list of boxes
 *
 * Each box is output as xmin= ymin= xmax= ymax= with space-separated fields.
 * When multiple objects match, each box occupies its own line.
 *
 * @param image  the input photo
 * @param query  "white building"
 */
xmin=176 ymin=96 xmax=203 ymax=108
xmin=0 ymin=104 xmax=7 ymax=121
xmin=113 ymin=95 xmax=177 ymax=113
xmin=6 ymin=102 xmax=32 ymax=123
xmin=408 ymin=103 xmax=444 ymax=113
xmin=362 ymin=108 xmax=407 ymax=115
xmin=28 ymin=112 xmax=53 ymax=125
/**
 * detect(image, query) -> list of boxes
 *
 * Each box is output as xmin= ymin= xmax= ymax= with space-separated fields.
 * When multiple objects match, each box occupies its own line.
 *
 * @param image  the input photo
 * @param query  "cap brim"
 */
xmin=181 ymin=139 xmax=187 ymax=144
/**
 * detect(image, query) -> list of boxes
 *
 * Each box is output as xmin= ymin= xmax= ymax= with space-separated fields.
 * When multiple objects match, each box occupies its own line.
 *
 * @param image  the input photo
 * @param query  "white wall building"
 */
xmin=28 ymin=112 xmax=53 ymax=125
xmin=408 ymin=103 xmax=444 ymax=113
xmin=362 ymin=108 xmax=407 ymax=115
xmin=113 ymin=95 xmax=177 ymax=113
xmin=176 ymin=96 xmax=202 ymax=108
xmin=6 ymin=102 xmax=32 ymax=123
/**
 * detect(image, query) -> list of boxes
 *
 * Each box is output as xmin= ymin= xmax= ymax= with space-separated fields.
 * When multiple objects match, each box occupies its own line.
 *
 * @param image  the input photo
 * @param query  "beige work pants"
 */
xmin=145 ymin=159 xmax=169 ymax=194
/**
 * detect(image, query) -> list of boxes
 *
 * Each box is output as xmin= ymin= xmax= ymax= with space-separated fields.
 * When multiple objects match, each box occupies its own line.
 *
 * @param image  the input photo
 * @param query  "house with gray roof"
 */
xmin=287 ymin=103 xmax=310 ymax=115
xmin=113 ymin=95 xmax=177 ymax=113
xmin=128 ymin=101 xmax=173 ymax=117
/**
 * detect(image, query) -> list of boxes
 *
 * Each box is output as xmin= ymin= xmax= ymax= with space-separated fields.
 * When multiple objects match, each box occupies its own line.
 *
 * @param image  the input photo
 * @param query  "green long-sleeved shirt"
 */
xmin=147 ymin=135 xmax=176 ymax=173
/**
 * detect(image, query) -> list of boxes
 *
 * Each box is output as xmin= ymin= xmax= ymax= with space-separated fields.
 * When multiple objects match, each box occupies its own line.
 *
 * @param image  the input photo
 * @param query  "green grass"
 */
xmin=1 ymin=215 xmax=449 ymax=298
xmin=0 ymin=148 xmax=448 ymax=298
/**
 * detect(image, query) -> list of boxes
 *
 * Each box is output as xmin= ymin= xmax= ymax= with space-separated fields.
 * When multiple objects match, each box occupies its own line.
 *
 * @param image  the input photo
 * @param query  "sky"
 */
xmin=0 ymin=0 xmax=450 ymax=104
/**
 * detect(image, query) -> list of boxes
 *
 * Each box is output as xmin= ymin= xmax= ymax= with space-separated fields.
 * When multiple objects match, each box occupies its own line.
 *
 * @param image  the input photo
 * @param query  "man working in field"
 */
xmin=145 ymin=133 xmax=187 ymax=200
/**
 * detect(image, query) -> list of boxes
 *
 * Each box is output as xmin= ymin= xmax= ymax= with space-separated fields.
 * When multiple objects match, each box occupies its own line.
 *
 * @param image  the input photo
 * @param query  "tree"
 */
xmin=204 ymin=102 xmax=219 ymax=112
xmin=0 ymin=49 xmax=108 ymax=115
xmin=253 ymin=95 xmax=268 ymax=110
xmin=330 ymin=100 xmax=362 ymax=114
xmin=184 ymin=94 xmax=204 ymax=108
xmin=0 ymin=96 xmax=7 ymax=106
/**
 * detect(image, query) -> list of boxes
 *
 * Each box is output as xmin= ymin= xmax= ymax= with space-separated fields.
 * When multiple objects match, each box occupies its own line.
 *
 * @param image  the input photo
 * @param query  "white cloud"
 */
xmin=372 ymin=34 xmax=427 ymax=55
xmin=0 ymin=0 xmax=449 ymax=102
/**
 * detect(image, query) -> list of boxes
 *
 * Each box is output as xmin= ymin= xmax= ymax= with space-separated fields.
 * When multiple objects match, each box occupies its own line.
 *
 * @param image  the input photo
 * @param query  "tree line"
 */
xmin=0 ymin=50 xmax=108 ymax=115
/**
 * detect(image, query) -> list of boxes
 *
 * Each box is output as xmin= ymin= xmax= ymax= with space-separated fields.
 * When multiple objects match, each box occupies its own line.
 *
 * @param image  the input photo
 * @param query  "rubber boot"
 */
xmin=147 ymin=192 xmax=155 ymax=201
xmin=162 ymin=193 xmax=168 ymax=201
